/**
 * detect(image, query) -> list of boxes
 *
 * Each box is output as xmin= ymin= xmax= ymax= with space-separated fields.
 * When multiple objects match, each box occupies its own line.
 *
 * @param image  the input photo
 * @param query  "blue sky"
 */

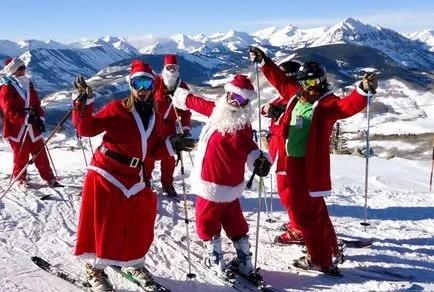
xmin=1 ymin=0 xmax=433 ymax=43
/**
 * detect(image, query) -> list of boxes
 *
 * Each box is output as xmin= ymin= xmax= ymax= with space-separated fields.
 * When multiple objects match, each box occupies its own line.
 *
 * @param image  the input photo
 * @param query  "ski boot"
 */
xmin=48 ymin=179 xmax=64 ymax=188
xmin=230 ymin=235 xmax=264 ymax=284
xmin=203 ymin=234 xmax=227 ymax=274
xmin=162 ymin=185 xmax=177 ymax=197
xmin=83 ymin=262 xmax=114 ymax=292
xmin=293 ymin=255 xmax=341 ymax=276
xmin=274 ymin=228 xmax=304 ymax=244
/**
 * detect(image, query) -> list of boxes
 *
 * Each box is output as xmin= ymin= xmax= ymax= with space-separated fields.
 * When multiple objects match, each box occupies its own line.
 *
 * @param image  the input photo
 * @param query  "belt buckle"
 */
xmin=129 ymin=157 xmax=140 ymax=168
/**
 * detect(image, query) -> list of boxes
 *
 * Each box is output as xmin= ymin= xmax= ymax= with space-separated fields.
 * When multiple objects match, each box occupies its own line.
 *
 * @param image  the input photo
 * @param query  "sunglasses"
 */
xmin=131 ymin=77 xmax=154 ymax=91
xmin=299 ymin=78 xmax=322 ymax=90
xmin=228 ymin=92 xmax=249 ymax=106
xmin=165 ymin=64 xmax=179 ymax=72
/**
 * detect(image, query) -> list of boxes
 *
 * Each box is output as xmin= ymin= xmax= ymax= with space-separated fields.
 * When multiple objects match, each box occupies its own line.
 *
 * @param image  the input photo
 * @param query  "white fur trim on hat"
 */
xmin=130 ymin=72 xmax=154 ymax=80
xmin=172 ymin=87 xmax=190 ymax=110
xmin=224 ymin=83 xmax=257 ymax=100
xmin=4 ymin=58 xmax=25 ymax=76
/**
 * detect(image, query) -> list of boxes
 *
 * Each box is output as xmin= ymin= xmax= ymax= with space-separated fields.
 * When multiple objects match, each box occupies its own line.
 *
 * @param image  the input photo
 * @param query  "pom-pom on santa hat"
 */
xmin=4 ymin=57 xmax=25 ymax=76
xmin=129 ymin=60 xmax=155 ymax=80
xmin=164 ymin=55 xmax=178 ymax=66
xmin=224 ymin=74 xmax=257 ymax=100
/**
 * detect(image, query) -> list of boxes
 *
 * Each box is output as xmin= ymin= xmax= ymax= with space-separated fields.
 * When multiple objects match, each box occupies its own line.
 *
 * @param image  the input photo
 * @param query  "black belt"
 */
xmin=98 ymin=145 xmax=142 ymax=168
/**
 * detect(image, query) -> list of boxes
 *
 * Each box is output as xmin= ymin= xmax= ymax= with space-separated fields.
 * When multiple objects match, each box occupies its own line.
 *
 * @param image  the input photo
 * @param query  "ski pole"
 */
xmin=253 ymin=62 xmax=263 ymax=271
xmin=45 ymin=145 xmax=58 ymax=179
xmin=8 ymin=126 xmax=29 ymax=185
xmin=361 ymin=88 xmax=372 ymax=229
xmin=430 ymin=135 xmax=434 ymax=192
xmin=266 ymin=173 xmax=276 ymax=223
xmin=1 ymin=107 xmax=74 ymax=200
xmin=178 ymin=150 xmax=196 ymax=280
xmin=88 ymin=137 xmax=94 ymax=154
xmin=76 ymin=132 xmax=88 ymax=167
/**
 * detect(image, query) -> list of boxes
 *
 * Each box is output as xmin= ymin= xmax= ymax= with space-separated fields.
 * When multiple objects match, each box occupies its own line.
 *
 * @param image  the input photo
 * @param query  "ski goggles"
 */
xmin=228 ymin=92 xmax=249 ymax=106
xmin=299 ymin=77 xmax=322 ymax=89
xmin=131 ymin=77 xmax=154 ymax=91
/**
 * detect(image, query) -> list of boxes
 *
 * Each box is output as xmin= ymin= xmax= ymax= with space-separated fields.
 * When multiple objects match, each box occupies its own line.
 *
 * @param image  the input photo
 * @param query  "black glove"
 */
xmin=249 ymin=47 xmax=266 ymax=63
xmin=267 ymin=103 xmax=286 ymax=119
xmin=28 ymin=110 xmax=46 ymax=133
xmin=359 ymin=73 xmax=378 ymax=94
xmin=169 ymin=133 xmax=196 ymax=152
xmin=253 ymin=153 xmax=271 ymax=177
xmin=73 ymin=75 xmax=93 ymax=101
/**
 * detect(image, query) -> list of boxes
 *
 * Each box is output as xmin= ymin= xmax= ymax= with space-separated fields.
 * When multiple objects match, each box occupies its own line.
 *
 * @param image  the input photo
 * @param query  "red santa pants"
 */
xmin=276 ymin=173 xmax=303 ymax=232
xmin=285 ymin=156 xmax=338 ymax=269
xmin=9 ymin=136 xmax=54 ymax=182
xmin=195 ymin=196 xmax=249 ymax=241
xmin=74 ymin=171 xmax=157 ymax=268
xmin=145 ymin=156 xmax=176 ymax=188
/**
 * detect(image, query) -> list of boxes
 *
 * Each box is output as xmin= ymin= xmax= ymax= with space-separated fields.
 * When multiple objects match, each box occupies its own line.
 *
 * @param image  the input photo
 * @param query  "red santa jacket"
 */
xmin=154 ymin=76 xmax=191 ymax=136
xmin=172 ymin=88 xmax=266 ymax=203
xmin=72 ymin=99 xmax=175 ymax=198
xmin=260 ymin=59 xmax=369 ymax=197
xmin=0 ymin=76 xmax=45 ymax=142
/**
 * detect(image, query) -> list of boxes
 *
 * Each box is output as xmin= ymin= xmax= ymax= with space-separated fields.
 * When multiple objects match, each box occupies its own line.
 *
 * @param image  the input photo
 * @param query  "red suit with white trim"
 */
xmin=0 ymin=58 xmax=55 ymax=184
xmin=259 ymin=58 xmax=369 ymax=269
xmin=73 ymin=61 xmax=175 ymax=268
xmin=172 ymin=75 xmax=269 ymax=241
xmin=145 ymin=73 xmax=191 ymax=191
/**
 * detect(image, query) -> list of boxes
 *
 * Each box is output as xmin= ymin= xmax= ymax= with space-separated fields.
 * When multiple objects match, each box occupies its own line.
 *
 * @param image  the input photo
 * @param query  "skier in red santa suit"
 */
xmin=172 ymin=74 xmax=272 ymax=277
xmin=260 ymin=60 xmax=305 ymax=244
xmin=250 ymin=47 xmax=378 ymax=275
xmin=145 ymin=54 xmax=191 ymax=196
xmin=0 ymin=57 xmax=59 ymax=189
xmin=72 ymin=60 xmax=195 ymax=291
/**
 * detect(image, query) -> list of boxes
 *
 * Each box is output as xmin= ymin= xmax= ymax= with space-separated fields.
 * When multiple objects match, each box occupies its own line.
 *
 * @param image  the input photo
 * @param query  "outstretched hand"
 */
xmin=360 ymin=73 xmax=378 ymax=94
xmin=249 ymin=47 xmax=266 ymax=63
xmin=73 ymin=76 xmax=93 ymax=99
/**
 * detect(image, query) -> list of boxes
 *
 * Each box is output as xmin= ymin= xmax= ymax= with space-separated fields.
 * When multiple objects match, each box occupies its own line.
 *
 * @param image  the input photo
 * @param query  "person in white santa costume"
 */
xmin=172 ymin=74 xmax=272 ymax=277
xmin=145 ymin=54 xmax=191 ymax=196
xmin=72 ymin=59 xmax=195 ymax=291
xmin=0 ymin=57 xmax=59 ymax=189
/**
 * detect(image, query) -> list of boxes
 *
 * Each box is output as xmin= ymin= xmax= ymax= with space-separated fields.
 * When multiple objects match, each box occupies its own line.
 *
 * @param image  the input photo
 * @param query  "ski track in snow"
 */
xmin=1 ymin=138 xmax=434 ymax=291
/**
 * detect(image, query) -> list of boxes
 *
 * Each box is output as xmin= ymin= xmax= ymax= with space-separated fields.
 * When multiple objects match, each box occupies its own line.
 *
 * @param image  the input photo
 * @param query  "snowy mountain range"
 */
xmin=1 ymin=17 xmax=434 ymax=97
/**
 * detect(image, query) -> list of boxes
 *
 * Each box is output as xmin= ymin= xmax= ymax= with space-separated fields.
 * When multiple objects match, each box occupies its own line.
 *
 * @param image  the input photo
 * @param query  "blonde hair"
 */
xmin=123 ymin=93 xmax=136 ymax=112
xmin=123 ymin=92 xmax=157 ymax=112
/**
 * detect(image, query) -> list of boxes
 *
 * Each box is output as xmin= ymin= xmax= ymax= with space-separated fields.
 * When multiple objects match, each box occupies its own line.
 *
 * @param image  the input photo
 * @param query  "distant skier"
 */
xmin=0 ymin=57 xmax=60 ymax=189
xmin=249 ymin=47 xmax=378 ymax=275
xmin=145 ymin=54 xmax=192 ymax=196
xmin=260 ymin=59 xmax=306 ymax=244
xmin=172 ymin=75 xmax=272 ymax=278
xmin=72 ymin=60 xmax=195 ymax=291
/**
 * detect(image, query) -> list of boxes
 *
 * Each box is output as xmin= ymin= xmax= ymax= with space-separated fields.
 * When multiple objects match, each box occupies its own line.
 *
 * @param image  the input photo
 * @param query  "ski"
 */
xmin=339 ymin=239 xmax=373 ymax=248
xmin=227 ymin=261 xmax=281 ymax=292
xmin=158 ymin=234 xmax=259 ymax=292
xmin=31 ymin=256 xmax=90 ymax=291
xmin=110 ymin=266 xmax=171 ymax=291
xmin=16 ymin=185 xmax=51 ymax=200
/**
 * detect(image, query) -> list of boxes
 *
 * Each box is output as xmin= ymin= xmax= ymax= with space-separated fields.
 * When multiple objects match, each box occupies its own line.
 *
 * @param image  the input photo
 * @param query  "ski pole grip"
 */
xmin=246 ymin=169 xmax=256 ymax=189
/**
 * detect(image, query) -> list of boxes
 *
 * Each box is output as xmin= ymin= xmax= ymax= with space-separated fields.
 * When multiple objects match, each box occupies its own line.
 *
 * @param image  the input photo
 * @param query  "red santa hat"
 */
xmin=4 ymin=57 xmax=25 ymax=76
xmin=4 ymin=58 xmax=13 ymax=66
xmin=130 ymin=60 xmax=155 ymax=80
xmin=164 ymin=55 xmax=178 ymax=66
xmin=224 ymin=74 xmax=257 ymax=100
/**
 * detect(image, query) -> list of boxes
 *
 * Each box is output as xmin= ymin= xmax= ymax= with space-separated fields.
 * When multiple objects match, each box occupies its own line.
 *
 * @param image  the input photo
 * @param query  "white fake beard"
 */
xmin=162 ymin=69 xmax=180 ymax=90
xmin=211 ymin=96 xmax=253 ymax=135
xmin=15 ymin=76 xmax=30 ymax=91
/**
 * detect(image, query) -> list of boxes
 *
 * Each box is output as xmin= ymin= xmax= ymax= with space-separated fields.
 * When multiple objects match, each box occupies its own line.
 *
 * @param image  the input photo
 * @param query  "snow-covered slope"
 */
xmin=0 ymin=128 xmax=433 ymax=291
xmin=407 ymin=29 xmax=434 ymax=52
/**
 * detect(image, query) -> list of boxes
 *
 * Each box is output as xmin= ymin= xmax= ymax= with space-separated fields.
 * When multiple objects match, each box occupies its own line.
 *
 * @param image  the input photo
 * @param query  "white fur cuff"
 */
xmin=172 ymin=87 xmax=190 ymax=110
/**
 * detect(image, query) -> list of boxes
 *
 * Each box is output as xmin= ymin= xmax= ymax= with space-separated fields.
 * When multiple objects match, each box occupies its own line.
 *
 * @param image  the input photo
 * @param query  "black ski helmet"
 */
xmin=279 ymin=59 xmax=302 ymax=77
xmin=296 ymin=61 xmax=326 ymax=81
